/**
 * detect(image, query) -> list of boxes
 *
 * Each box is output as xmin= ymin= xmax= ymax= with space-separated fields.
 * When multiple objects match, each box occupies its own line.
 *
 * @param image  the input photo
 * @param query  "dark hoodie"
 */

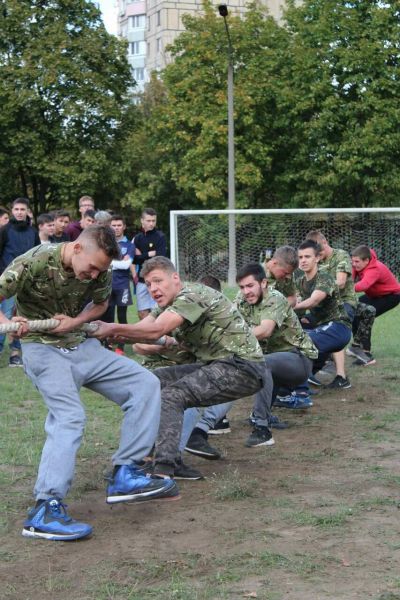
xmin=352 ymin=249 xmax=400 ymax=298
xmin=0 ymin=216 xmax=40 ymax=274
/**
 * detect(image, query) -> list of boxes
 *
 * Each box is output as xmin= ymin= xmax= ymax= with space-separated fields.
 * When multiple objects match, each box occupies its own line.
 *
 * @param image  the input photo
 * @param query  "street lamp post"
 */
xmin=218 ymin=4 xmax=236 ymax=286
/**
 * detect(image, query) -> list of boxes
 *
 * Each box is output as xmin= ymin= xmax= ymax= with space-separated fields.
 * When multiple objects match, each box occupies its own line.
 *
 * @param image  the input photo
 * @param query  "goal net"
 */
xmin=170 ymin=208 xmax=400 ymax=283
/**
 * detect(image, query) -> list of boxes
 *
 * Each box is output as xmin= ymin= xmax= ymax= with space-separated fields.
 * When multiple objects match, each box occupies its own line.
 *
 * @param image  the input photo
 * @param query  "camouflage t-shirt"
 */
xmin=295 ymin=270 xmax=351 ymax=328
xmin=236 ymin=289 xmax=318 ymax=359
xmin=0 ymin=243 xmax=111 ymax=347
xmin=139 ymin=346 xmax=197 ymax=370
xmin=152 ymin=283 xmax=263 ymax=363
xmin=136 ymin=328 xmax=197 ymax=369
xmin=318 ymin=248 xmax=357 ymax=307
xmin=264 ymin=265 xmax=296 ymax=298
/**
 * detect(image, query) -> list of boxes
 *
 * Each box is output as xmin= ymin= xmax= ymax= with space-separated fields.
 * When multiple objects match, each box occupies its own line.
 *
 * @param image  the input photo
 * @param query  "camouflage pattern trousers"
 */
xmin=153 ymin=357 xmax=265 ymax=475
xmin=352 ymin=302 xmax=376 ymax=351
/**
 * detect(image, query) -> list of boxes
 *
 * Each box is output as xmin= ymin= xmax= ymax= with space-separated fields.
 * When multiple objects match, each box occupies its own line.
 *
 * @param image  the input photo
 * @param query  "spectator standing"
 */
xmin=0 ymin=198 xmax=40 ymax=366
xmin=134 ymin=208 xmax=167 ymax=320
xmin=104 ymin=215 xmax=136 ymax=355
xmin=37 ymin=214 xmax=55 ymax=244
xmin=50 ymin=210 xmax=70 ymax=243
xmin=0 ymin=207 xmax=9 ymax=226
xmin=65 ymin=195 xmax=95 ymax=241
xmin=95 ymin=211 xmax=113 ymax=226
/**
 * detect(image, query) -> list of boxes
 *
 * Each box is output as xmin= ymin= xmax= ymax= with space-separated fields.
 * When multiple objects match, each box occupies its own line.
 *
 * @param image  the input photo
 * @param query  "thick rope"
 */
xmin=0 ymin=319 xmax=99 ymax=334
xmin=0 ymin=319 xmax=167 ymax=345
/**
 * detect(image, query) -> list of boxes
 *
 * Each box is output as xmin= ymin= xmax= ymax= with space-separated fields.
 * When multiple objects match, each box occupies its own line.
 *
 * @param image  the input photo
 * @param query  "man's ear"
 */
xmin=261 ymin=278 xmax=268 ymax=290
xmin=73 ymin=242 xmax=82 ymax=254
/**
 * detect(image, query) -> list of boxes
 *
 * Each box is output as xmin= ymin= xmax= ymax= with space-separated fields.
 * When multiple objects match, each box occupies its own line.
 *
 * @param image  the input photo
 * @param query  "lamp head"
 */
xmin=218 ymin=4 xmax=228 ymax=17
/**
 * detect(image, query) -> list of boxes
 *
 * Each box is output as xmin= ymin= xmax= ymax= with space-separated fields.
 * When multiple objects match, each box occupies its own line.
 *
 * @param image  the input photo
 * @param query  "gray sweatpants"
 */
xmin=253 ymin=351 xmax=313 ymax=426
xmin=22 ymin=339 xmax=161 ymax=501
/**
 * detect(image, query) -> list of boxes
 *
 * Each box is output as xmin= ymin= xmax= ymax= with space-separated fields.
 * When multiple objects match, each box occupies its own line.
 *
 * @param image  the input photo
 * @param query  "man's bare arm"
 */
xmin=51 ymin=300 xmax=109 ymax=334
xmin=253 ymin=319 xmax=276 ymax=340
xmin=93 ymin=310 xmax=184 ymax=342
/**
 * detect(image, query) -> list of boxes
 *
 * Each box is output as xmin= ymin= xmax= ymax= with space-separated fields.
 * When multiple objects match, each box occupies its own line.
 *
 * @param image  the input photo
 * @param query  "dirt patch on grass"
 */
xmin=1 ymin=362 xmax=400 ymax=600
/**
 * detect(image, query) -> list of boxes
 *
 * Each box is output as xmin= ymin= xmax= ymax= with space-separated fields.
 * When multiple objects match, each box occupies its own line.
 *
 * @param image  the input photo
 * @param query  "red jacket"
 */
xmin=352 ymin=249 xmax=400 ymax=298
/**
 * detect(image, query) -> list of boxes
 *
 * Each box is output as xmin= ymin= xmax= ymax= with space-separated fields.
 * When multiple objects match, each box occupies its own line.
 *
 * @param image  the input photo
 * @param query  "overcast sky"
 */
xmin=98 ymin=0 xmax=117 ymax=34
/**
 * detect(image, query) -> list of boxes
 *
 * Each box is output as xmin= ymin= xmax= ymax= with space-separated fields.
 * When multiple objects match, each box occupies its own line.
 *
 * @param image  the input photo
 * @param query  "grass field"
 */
xmin=0 ymin=305 xmax=399 ymax=600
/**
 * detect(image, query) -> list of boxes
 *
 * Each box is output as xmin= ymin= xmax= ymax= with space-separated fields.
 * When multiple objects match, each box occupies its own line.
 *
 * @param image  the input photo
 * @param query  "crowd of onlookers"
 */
xmin=0 ymin=195 xmax=166 ymax=366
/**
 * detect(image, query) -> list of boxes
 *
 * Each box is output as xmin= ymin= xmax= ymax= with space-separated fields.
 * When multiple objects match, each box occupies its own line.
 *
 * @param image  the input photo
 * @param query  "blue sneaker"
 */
xmin=274 ymin=393 xmax=313 ymax=409
xmin=22 ymin=498 xmax=92 ymax=541
xmin=106 ymin=464 xmax=180 ymax=504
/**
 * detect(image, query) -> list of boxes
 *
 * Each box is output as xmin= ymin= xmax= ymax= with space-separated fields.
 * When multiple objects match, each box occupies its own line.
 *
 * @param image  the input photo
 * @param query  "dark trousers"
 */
xmin=352 ymin=294 xmax=399 ymax=351
xmin=307 ymin=321 xmax=352 ymax=373
xmin=358 ymin=293 xmax=400 ymax=317
xmin=254 ymin=351 xmax=313 ymax=423
xmin=153 ymin=358 xmax=264 ymax=474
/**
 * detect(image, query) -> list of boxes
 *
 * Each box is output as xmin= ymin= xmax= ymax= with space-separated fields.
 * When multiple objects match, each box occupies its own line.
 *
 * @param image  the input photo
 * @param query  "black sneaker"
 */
xmin=268 ymin=415 xmax=290 ymax=430
xmin=308 ymin=375 xmax=322 ymax=386
xmin=9 ymin=354 xmax=23 ymax=367
xmin=325 ymin=375 xmax=351 ymax=389
xmin=208 ymin=418 xmax=231 ymax=435
xmin=185 ymin=429 xmax=221 ymax=460
xmin=174 ymin=458 xmax=204 ymax=480
xmin=245 ymin=426 xmax=275 ymax=448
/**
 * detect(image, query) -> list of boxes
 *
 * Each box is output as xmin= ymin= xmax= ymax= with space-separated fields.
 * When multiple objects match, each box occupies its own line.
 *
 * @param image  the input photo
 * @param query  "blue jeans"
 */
xmin=0 ymin=296 xmax=21 ymax=353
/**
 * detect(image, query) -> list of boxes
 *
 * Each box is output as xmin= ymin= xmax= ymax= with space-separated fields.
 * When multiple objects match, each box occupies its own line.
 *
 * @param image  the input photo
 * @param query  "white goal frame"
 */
xmin=170 ymin=207 xmax=400 ymax=283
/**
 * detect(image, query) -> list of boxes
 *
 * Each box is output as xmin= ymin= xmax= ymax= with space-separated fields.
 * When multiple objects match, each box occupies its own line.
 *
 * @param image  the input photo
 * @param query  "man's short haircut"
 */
xmin=78 ymin=225 xmax=120 ymax=259
xmin=272 ymin=245 xmax=298 ymax=269
xmin=0 ymin=206 xmax=9 ymax=217
xmin=83 ymin=209 xmax=96 ymax=219
xmin=306 ymin=229 xmax=327 ymax=244
xmin=141 ymin=256 xmax=176 ymax=278
xmin=12 ymin=197 xmax=29 ymax=208
xmin=79 ymin=195 xmax=94 ymax=207
xmin=236 ymin=263 xmax=266 ymax=284
xmin=37 ymin=213 xmax=54 ymax=227
xmin=111 ymin=214 xmax=125 ymax=224
xmin=142 ymin=207 xmax=157 ymax=217
xmin=52 ymin=209 xmax=70 ymax=219
xmin=351 ymin=245 xmax=371 ymax=261
xmin=198 ymin=275 xmax=221 ymax=292
xmin=94 ymin=210 xmax=112 ymax=225
xmin=298 ymin=239 xmax=321 ymax=255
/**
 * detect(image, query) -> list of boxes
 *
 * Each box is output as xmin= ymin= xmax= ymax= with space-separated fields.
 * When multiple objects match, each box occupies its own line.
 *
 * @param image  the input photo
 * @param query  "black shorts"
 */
xmin=109 ymin=288 xmax=132 ymax=307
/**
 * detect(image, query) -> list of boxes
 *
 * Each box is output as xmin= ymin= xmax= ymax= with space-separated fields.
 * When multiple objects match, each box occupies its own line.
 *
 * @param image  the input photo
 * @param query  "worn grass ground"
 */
xmin=0 ymin=308 xmax=399 ymax=599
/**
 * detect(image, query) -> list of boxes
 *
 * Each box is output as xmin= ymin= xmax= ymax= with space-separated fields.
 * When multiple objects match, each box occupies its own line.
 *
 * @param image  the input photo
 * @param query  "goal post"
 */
xmin=170 ymin=208 xmax=400 ymax=283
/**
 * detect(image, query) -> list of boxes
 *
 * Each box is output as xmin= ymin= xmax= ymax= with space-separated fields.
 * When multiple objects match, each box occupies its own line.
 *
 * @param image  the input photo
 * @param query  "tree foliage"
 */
xmin=0 ymin=0 xmax=133 ymax=215
xmin=127 ymin=0 xmax=400 ymax=210
xmin=282 ymin=0 xmax=400 ymax=206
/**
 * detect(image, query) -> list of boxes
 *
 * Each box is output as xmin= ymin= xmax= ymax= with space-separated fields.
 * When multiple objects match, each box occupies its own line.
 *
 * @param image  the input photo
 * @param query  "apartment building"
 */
xmin=118 ymin=0 xmax=148 ymax=93
xmin=117 ymin=0 xmax=283 ymax=90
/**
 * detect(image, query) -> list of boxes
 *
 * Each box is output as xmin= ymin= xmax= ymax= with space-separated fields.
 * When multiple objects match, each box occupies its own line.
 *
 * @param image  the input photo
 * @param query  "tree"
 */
xmin=127 ymin=0 xmax=400 ymax=211
xmin=0 ymin=0 xmax=133 ymax=215
xmin=125 ymin=2 xmax=291 ymax=211
xmin=281 ymin=0 xmax=400 ymax=206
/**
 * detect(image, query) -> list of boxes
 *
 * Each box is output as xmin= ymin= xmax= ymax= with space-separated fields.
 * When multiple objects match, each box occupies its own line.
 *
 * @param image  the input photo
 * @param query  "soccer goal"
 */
xmin=170 ymin=208 xmax=400 ymax=284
